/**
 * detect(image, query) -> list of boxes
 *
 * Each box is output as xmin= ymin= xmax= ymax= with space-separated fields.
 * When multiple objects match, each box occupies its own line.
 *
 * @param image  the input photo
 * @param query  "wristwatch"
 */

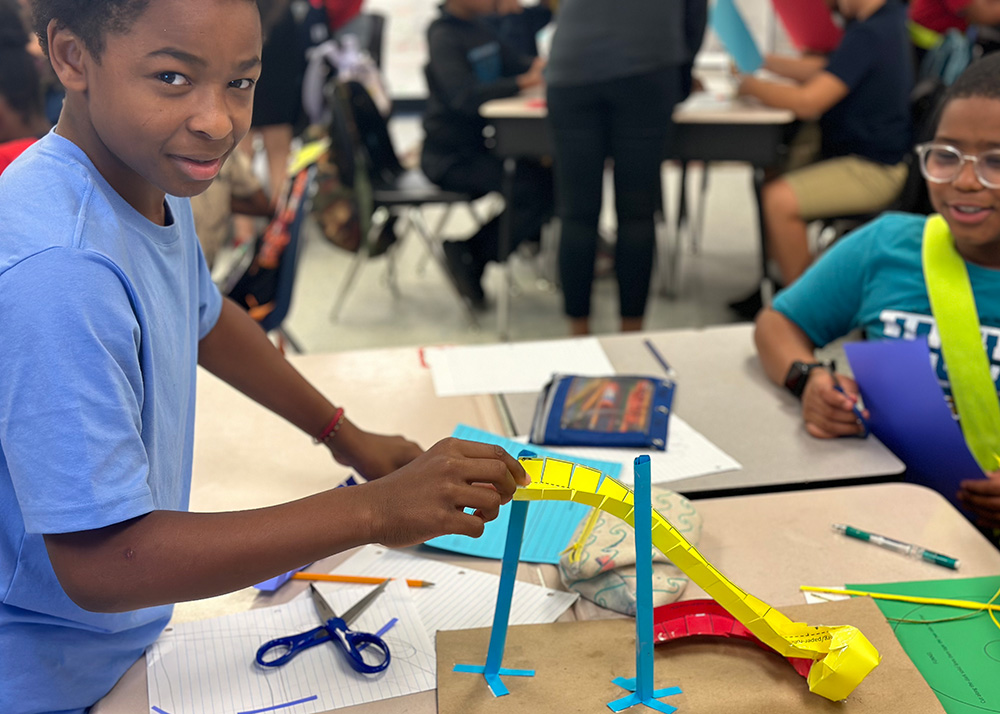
xmin=783 ymin=360 xmax=827 ymax=399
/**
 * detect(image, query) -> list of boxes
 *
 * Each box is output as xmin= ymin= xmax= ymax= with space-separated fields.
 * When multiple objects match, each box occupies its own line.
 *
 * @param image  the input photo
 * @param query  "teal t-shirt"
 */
xmin=0 ymin=132 xmax=222 ymax=714
xmin=773 ymin=212 xmax=1000 ymax=409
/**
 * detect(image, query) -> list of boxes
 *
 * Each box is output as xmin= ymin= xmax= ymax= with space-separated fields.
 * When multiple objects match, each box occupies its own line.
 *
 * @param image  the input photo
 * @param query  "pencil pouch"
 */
xmin=529 ymin=374 xmax=675 ymax=450
xmin=558 ymin=485 xmax=701 ymax=615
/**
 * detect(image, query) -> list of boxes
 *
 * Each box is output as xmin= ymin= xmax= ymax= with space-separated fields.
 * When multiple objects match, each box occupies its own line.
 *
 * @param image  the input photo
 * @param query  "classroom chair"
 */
xmin=327 ymin=80 xmax=484 ymax=327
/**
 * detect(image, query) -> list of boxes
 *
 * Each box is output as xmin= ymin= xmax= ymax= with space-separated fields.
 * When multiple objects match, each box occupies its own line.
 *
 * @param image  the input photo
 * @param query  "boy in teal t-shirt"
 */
xmin=754 ymin=53 xmax=1000 ymax=528
xmin=0 ymin=2 xmax=528 ymax=711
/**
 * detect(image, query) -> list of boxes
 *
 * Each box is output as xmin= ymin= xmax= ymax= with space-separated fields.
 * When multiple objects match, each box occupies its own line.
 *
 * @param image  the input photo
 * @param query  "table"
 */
xmin=479 ymin=91 xmax=796 ymax=339
xmin=503 ymin=324 xmax=904 ymax=498
xmin=91 ymin=341 xmax=988 ymax=713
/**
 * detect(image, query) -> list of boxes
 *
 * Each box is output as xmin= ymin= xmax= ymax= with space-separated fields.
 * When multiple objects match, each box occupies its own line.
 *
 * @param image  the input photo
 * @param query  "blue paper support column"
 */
xmin=453 ymin=452 xmax=536 ymax=696
xmin=607 ymin=455 xmax=683 ymax=713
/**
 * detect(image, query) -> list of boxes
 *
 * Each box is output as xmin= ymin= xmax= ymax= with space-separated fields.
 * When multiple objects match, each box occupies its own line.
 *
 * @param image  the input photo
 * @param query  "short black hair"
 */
xmin=943 ymin=52 xmax=1000 ymax=106
xmin=0 ymin=0 xmax=43 ymax=122
xmin=29 ymin=0 xmax=152 ymax=59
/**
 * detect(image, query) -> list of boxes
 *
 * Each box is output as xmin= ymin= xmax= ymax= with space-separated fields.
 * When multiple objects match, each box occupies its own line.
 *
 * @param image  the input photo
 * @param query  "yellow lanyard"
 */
xmin=922 ymin=214 xmax=1000 ymax=472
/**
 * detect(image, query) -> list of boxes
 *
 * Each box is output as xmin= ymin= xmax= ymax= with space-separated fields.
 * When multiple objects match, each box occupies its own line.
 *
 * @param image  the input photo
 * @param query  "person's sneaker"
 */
xmin=442 ymin=240 xmax=486 ymax=310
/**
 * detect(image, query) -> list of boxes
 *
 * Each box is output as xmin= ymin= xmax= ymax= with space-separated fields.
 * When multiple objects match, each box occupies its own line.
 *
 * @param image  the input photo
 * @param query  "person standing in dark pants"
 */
xmin=546 ymin=0 xmax=707 ymax=335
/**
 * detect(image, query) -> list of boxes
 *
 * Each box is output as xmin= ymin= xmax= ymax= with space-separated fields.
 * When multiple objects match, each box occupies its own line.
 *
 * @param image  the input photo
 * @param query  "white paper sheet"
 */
xmin=423 ymin=338 xmax=615 ymax=396
xmin=515 ymin=414 xmax=742 ymax=485
xmin=335 ymin=546 xmax=579 ymax=633
xmin=146 ymin=579 xmax=434 ymax=714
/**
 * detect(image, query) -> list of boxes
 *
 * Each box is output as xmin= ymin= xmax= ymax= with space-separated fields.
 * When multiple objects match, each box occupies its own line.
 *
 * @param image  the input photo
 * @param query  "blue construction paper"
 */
xmin=844 ymin=339 xmax=984 ymax=508
xmin=424 ymin=425 xmax=622 ymax=564
xmin=710 ymin=0 xmax=763 ymax=73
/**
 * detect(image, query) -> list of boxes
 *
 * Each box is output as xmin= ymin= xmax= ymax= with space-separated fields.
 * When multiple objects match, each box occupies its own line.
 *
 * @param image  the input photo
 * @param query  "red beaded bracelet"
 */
xmin=314 ymin=407 xmax=345 ymax=444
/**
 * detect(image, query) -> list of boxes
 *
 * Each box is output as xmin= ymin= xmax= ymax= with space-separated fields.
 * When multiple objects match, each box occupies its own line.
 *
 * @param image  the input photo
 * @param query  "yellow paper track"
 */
xmin=514 ymin=456 xmax=881 ymax=701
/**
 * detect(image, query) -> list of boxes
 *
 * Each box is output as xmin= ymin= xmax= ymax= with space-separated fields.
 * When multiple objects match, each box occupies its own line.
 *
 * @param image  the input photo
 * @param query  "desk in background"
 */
xmin=479 ymin=91 xmax=796 ymax=339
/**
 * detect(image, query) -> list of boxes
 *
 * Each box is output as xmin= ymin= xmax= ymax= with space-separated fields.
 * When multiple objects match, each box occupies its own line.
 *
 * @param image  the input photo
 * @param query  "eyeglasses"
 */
xmin=915 ymin=142 xmax=1000 ymax=189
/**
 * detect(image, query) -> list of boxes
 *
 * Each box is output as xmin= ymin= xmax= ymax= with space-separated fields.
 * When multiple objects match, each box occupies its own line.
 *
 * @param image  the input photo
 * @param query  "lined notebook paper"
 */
xmin=335 ymin=546 xmax=579 ymax=633
xmin=147 ymin=579 xmax=434 ymax=714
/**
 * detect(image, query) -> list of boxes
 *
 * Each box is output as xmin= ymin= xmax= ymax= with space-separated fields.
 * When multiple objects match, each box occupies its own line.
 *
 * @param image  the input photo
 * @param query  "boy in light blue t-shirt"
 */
xmin=753 ymin=53 xmax=1000 ymax=529
xmin=0 ymin=2 xmax=528 ymax=712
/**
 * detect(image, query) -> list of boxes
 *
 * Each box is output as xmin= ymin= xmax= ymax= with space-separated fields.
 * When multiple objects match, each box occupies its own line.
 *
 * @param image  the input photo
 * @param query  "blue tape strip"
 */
xmin=151 ymin=707 xmax=172 ymax=714
xmin=237 ymin=695 xmax=319 ymax=714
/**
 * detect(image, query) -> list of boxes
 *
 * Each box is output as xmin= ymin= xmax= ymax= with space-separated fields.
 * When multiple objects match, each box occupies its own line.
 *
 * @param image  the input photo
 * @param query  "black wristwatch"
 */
xmin=783 ymin=360 xmax=827 ymax=399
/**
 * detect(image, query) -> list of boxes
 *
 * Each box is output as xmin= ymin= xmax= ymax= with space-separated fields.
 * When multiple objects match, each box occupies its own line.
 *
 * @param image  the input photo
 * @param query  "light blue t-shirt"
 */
xmin=773 ymin=212 xmax=1000 ymax=407
xmin=0 ymin=132 xmax=222 ymax=714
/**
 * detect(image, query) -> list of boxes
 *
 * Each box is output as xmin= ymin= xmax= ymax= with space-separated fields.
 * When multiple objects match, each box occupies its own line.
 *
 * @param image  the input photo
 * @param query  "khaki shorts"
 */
xmin=784 ymin=155 xmax=909 ymax=220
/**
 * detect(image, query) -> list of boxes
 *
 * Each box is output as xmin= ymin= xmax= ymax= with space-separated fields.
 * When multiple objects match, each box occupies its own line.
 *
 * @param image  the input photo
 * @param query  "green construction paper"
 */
xmin=848 ymin=575 xmax=1000 ymax=714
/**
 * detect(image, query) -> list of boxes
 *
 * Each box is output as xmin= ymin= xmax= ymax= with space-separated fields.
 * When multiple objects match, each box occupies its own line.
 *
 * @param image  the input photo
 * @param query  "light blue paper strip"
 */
xmin=607 ymin=457 xmax=682 ymax=713
xmin=454 ymin=496 xmax=536 ymax=697
xmin=710 ymin=0 xmax=763 ymax=73
xmin=424 ymin=425 xmax=622 ymax=563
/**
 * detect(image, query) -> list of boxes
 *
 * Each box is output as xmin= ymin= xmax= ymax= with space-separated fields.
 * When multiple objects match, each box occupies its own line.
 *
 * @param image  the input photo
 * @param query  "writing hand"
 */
xmin=361 ymin=437 xmax=530 ymax=547
xmin=801 ymin=370 xmax=869 ymax=439
xmin=958 ymin=469 xmax=1000 ymax=528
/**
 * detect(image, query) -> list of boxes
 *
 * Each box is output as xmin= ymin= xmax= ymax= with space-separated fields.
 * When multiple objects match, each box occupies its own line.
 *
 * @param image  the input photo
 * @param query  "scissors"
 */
xmin=255 ymin=581 xmax=391 ymax=673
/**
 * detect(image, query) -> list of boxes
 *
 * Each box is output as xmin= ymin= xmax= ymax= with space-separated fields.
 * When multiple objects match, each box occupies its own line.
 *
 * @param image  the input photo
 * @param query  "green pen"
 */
xmin=832 ymin=524 xmax=960 ymax=570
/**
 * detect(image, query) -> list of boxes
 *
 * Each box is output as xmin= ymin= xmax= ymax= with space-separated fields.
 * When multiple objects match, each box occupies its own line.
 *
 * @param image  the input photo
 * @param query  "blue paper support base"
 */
xmin=452 ymin=664 xmax=536 ymax=697
xmin=608 ymin=678 xmax=682 ymax=714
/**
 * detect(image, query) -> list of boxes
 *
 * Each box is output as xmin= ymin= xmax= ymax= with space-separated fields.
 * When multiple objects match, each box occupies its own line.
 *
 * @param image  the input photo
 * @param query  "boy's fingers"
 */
xmin=446 ymin=438 xmax=531 ymax=487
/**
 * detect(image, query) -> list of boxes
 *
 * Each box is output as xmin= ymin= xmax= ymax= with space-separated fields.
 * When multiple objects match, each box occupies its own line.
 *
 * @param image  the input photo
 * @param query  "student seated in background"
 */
xmin=422 ymin=0 xmax=554 ymax=310
xmin=0 ymin=0 xmax=49 ymax=173
xmin=753 ymin=53 xmax=1000 ymax=527
xmin=0 ymin=2 xmax=528 ymax=712
xmin=909 ymin=0 xmax=1000 ymax=58
xmin=737 ymin=0 xmax=913 ymax=293
xmin=190 ymin=148 xmax=272 ymax=268
xmin=483 ymin=0 xmax=553 ymax=59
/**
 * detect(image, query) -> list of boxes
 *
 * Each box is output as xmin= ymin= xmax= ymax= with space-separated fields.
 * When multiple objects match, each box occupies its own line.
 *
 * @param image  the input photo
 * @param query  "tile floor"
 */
xmin=259 ymin=117 xmax=765 ymax=354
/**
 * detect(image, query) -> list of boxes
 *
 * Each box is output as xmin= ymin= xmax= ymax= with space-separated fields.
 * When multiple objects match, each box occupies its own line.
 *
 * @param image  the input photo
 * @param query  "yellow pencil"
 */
xmin=291 ymin=572 xmax=434 ymax=588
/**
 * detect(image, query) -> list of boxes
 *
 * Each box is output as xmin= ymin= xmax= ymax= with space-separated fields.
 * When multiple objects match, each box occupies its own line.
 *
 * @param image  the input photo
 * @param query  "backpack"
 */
xmin=227 ymin=169 xmax=311 ymax=321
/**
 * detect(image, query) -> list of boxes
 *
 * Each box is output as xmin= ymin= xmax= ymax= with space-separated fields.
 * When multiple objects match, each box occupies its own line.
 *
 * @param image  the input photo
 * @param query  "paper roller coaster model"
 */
xmin=454 ymin=454 xmax=881 ymax=712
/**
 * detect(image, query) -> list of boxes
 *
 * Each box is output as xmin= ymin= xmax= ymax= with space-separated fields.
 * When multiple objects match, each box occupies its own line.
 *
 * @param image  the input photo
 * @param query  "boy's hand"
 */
xmin=362 ymin=437 xmax=530 ymax=547
xmin=326 ymin=420 xmax=423 ymax=481
xmin=517 ymin=57 xmax=547 ymax=90
xmin=800 ymin=370 xmax=869 ymax=438
xmin=958 ymin=470 xmax=1000 ymax=528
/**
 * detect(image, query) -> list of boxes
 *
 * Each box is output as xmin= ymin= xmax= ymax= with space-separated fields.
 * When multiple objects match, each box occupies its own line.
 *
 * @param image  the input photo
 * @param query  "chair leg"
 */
xmin=691 ymin=163 xmax=711 ymax=254
xmin=274 ymin=327 xmax=305 ymax=354
xmin=408 ymin=206 xmax=480 ymax=328
xmin=413 ymin=203 xmax=455 ymax=276
xmin=329 ymin=206 xmax=388 ymax=322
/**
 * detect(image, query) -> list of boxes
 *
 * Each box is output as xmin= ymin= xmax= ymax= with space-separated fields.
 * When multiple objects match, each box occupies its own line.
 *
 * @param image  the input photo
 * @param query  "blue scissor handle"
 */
xmin=328 ymin=617 xmax=391 ymax=674
xmin=256 ymin=624 xmax=331 ymax=667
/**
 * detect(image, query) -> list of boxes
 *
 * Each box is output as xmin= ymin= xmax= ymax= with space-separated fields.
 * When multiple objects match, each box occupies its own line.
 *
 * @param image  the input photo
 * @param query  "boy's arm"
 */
xmin=754 ymin=308 xmax=867 ymax=438
xmin=43 ymin=438 xmax=528 ymax=612
xmin=761 ymin=54 xmax=828 ymax=83
xmin=738 ymin=70 xmax=848 ymax=120
xmin=427 ymin=29 xmax=538 ymax=118
xmin=958 ymin=471 xmax=1000 ymax=527
xmin=197 ymin=298 xmax=421 ymax=479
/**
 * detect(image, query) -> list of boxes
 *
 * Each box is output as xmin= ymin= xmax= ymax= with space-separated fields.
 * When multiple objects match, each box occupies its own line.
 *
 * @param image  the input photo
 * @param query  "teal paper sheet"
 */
xmin=423 ymin=424 xmax=622 ymax=564
xmin=847 ymin=575 xmax=1000 ymax=714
